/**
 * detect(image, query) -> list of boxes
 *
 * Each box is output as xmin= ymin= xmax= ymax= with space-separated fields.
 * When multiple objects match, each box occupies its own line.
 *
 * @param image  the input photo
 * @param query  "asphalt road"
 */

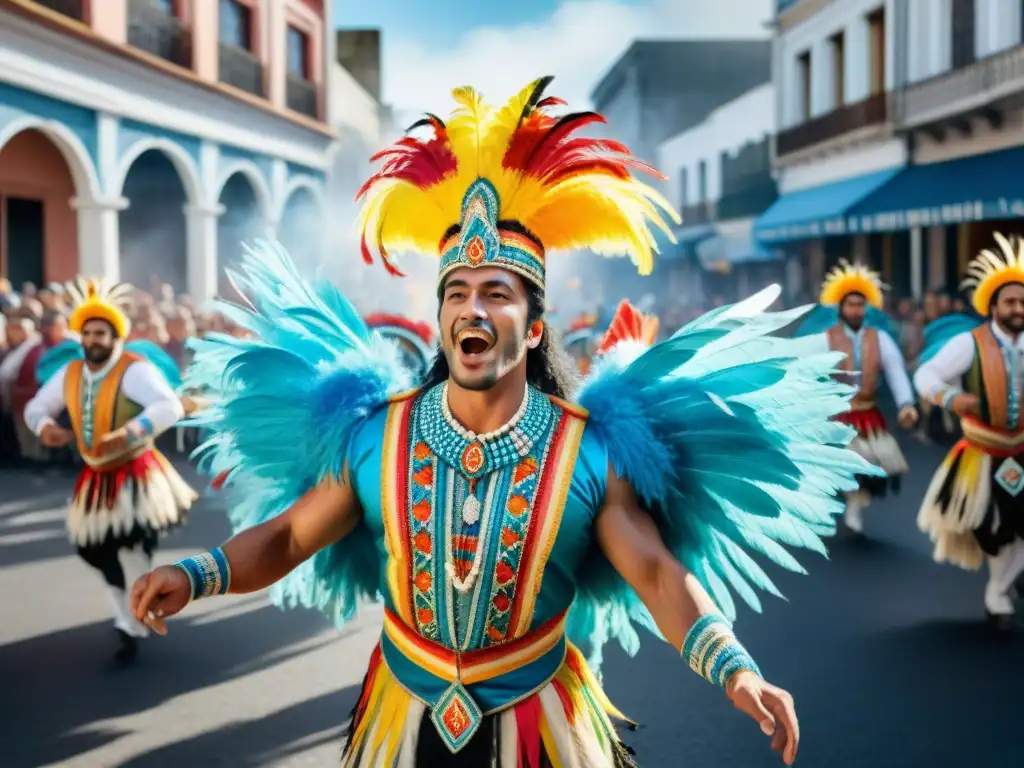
xmin=1 ymin=429 xmax=1022 ymax=768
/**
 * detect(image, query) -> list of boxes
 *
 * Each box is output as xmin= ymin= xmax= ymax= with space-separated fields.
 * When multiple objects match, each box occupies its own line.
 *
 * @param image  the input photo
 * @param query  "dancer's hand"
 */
xmin=40 ymin=423 xmax=74 ymax=448
xmin=950 ymin=393 xmax=980 ymax=417
xmin=727 ymin=670 xmax=799 ymax=765
xmin=897 ymin=405 xmax=919 ymax=429
xmin=130 ymin=566 xmax=192 ymax=636
xmin=96 ymin=427 xmax=130 ymax=456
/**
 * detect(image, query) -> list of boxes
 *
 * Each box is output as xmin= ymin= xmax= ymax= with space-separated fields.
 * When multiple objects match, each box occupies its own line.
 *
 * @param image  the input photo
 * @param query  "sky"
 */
xmin=334 ymin=0 xmax=775 ymax=116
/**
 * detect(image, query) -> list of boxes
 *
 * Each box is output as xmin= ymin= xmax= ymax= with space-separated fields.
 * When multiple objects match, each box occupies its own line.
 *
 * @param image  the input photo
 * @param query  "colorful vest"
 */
xmin=963 ymin=325 xmax=1020 ymax=431
xmin=827 ymin=324 xmax=880 ymax=408
xmin=64 ymin=351 xmax=146 ymax=469
xmin=347 ymin=384 xmax=605 ymax=721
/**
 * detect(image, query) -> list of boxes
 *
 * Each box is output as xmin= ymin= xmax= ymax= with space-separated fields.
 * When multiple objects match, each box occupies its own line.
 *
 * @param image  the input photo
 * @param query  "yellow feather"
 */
xmin=446 ymin=86 xmax=490 ymax=180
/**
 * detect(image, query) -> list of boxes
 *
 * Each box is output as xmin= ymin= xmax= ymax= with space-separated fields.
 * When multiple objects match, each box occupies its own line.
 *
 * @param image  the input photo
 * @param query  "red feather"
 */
xmin=597 ymin=300 xmax=659 ymax=354
xmin=360 ymin=232 xmax=375 ymax=265
xmin=519 ymin=112 xmax=608 ymax=175
xmin=365 ymin=313 xmax=434 ymax=343
xmin=356 ymin=122 xmax=457 ymax=201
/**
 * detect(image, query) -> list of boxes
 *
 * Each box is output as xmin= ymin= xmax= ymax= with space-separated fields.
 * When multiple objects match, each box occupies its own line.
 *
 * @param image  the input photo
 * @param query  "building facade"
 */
xmin=659 ymin=83 xmax=781 ymax=303
xmin=756 ymin=0 xmax=910 ymax=303
xmin=588 ymin=39 xmax=772 ymax=313
xmin=0 ymin=0 xmax=335 ymax=302
xmin=887 ymin=0 xmax=1024 ymax=296
xmin=759 ymin=0 xmax=1024 ymax=304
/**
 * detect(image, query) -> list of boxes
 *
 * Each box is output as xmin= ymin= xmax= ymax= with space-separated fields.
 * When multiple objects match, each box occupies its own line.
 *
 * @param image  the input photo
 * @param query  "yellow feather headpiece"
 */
xmin=819 ymin=260 xmax=885 ymax=309
xmin=66 ymin=277 xmax=133 ymax=338
xmin=355 ymin=76 xmax=680 ymax=289
xmin=961 ymin=232 xmax=1024 ymax=316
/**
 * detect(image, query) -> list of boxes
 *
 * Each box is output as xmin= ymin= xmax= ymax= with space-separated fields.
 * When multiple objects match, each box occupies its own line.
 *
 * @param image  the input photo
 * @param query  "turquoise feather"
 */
xmin=920 ymin=313 xmax=982 ymax=365
xmin=35 ymin=337 xmax=182 ymax=389
xmin=571 ymin=285 xmax=885 ymax=672
xmin=35 ymin=339 xmax=81 ymax=385
xmin=182 ymin=240 xmax=411 ymax=629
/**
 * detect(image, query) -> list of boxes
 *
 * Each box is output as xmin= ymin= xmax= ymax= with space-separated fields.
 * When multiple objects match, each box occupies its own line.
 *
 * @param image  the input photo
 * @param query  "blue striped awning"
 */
xmin=753 ymin=168 xmax=902 ymax=244
xmin=847 ymin=145 xmax=1024 ymax=230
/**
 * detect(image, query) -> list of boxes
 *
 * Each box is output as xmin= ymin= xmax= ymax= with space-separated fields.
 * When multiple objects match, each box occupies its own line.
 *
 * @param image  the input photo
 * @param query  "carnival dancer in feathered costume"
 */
xmin=794 ymin=261 xmax=918 ymax=534
xmin=914 ymin=233 xmax=1024 ymax=629
xmin=23 ymin=278 xmax=196 ymax=661
xmin=365 ymin=313 xmax=436 ymax=380
xmin=131 ymin=77 xmax=880 ymax=766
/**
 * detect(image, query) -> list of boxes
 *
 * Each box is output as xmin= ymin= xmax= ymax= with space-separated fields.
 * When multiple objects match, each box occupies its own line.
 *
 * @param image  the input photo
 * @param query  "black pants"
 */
xmin=76 ymin=530 xmax=158 ymax=590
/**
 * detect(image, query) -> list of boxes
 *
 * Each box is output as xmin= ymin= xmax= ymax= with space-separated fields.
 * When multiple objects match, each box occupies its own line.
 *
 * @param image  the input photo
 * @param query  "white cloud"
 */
xmin=381 ymin=0 xmax=774 ymax=118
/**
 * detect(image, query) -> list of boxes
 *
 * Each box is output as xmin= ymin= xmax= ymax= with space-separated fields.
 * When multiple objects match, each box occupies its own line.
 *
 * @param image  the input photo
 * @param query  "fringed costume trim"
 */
xmin=834 ymin=407 xmax=907 ymax=497
xmin=68 ymin=449 xmax=196 ymax=547
xmin=918 ymin=419 xmax=1024 ymax=569
xmin=343 ymin=643 xmax=636 ymax=768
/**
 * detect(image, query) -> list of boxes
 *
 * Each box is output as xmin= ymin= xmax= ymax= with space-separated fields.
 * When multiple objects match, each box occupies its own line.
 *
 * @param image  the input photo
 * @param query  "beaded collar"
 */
xmin=416 ymin=382 xmax=555 ymax=479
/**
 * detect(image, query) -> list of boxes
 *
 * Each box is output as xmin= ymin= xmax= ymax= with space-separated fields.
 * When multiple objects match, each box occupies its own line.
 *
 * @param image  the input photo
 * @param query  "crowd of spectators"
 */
xmin=0 ymin=270 xmax=969 ymax=470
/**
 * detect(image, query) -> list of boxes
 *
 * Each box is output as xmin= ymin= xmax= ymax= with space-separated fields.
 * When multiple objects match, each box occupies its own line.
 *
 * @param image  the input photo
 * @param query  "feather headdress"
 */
xmin=66 ymin=276 xmax=133 ymax=337
xmin=364 ymin=312 xmax=434 ymax=345
xmin=355 ymin=76 xmax=680 ymax=288
xmin=961 ymin=232 xmax=1024 ymax=316
xmin=819 ymin=260 xmax=885 ymax=309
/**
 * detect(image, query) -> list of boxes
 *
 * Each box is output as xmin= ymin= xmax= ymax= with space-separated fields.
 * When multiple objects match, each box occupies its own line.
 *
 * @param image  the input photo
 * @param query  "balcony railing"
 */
xmin=286 ymin=73 xmax=318 ymax=119
xmin=127 ymin=0 xmax=192 ymax=69
xmin=680 ymin=201 xmax=714 ymax=225
xmin=776 ymin=93 xmax=888 ymax=157
xmin=219 ymin=43 xmax=264 ymax=97
xmin=894 ymin=44 xmax=1024 ymax=130
xmin=716 ymin=178 xmax=778 ymax=221
xmin=30 ymin=0 xmax=86 ymax=21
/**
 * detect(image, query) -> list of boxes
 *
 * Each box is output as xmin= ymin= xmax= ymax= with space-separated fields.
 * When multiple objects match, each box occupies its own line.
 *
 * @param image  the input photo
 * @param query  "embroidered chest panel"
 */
xmin=380 ymin=388 xmax=586 ymax=651
xmin=827 ymin=324 xmax=879 ymax=398
xmin=968 ymin=325 xmax=1021 ymax=430
xmin=65 ymin=354 xmax=142 ymax=453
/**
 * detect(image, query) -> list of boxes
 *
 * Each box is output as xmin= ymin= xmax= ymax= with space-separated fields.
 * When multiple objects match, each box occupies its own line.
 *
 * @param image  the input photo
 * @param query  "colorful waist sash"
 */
xmin=961 ymin=419 xmax=1024 ymax=456
xmin=80 ymin=441 xmax=154 ymax=471
xmin=380 ymin=607 xmax=567 ymax=750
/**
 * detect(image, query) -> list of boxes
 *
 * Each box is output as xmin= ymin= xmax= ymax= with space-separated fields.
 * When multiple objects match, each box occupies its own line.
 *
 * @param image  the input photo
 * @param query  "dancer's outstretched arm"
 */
xmin=130 ymin=476 xmax=361 ymax=633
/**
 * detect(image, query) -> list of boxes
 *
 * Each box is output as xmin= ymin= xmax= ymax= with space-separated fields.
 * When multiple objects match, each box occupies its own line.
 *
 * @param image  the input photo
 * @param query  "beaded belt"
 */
xmin=379 ymin=607 xmax=567 ymax=751
xmin=961 ymin=419 xmax=1024 ymax=456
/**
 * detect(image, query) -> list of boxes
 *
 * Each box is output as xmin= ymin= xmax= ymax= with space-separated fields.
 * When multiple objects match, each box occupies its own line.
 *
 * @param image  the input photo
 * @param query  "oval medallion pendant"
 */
xmin=461 ymin=441 xmax=486 ymax=476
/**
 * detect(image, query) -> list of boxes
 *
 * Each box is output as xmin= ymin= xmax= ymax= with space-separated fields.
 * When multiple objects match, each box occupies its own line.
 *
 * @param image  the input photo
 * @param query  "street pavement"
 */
xmin=1 ymin=429 xmax=1023 ymax=768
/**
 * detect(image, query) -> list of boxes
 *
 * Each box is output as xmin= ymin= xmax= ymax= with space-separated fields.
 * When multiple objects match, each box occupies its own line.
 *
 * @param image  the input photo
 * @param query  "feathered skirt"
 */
xmin=342 ymin=643 xmax=637 ymax=768
xmin=918 ymin=420 xmax=1024 ymax=570
xmin=69 ymin=449 xmax=196 ymax=549
xmin=834 ymin=407 xmax=907 ymax=497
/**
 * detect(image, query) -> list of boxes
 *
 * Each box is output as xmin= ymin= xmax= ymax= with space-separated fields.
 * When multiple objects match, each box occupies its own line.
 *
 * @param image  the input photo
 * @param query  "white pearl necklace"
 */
xmin=441 ymin=382 xmax=530 ymax=444
xmin=441 ymin=385 xmax=529 ymax=593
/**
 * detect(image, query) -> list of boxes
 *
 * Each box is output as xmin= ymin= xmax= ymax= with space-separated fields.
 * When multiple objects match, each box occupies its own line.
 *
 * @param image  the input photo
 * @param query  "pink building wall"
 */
xmin=86 ymin=0 xmax=326 ymax=120
xmin=0 ymin=131 xmax=79 ymax=284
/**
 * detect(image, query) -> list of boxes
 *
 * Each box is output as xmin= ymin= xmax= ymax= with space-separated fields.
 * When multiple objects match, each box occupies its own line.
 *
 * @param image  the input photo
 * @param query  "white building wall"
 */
xmin=778 ymin=0 xmax=893 ymax=129
xmin=780 ymin=139 xmax=907 ymax=192
xmin=658 ymin=84 xmax=773 ymax=212
xmin=907 ymin=0 xmax=1023 ymax=84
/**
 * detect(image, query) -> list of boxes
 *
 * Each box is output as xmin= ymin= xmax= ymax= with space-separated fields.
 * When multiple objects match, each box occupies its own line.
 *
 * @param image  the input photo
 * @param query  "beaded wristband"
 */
xmin=174 ymin=547 xmax=232 ymax=602
xmin=681 ymin=613 xmax=761 ymax=688
xmin=939 ymin=388 xmax=960 ymax=410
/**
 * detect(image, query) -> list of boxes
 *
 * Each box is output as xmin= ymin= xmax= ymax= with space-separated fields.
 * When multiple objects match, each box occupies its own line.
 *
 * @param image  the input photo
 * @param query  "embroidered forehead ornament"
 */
xmin=961 ymin=232 xmax=1024 ymax=316
xmin=355 ymin=76 xmax=680 ymax=290
xmin=819 ymin=259 xmax=886 ymax=309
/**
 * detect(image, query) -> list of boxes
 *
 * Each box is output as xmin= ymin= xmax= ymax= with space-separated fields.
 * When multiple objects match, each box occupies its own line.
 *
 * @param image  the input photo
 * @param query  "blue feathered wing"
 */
xmin=36 ymin=338 xmax=183 ymax=388
xmin=182 ymin=240 xmax=413 ymax=628
xmin=791 ymin=303 xmax=899 ymax=340
xmin=919 ymin=313 xmax=981 ymax=365
xmin=570 ymin=286 xmax=884 ymax=670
